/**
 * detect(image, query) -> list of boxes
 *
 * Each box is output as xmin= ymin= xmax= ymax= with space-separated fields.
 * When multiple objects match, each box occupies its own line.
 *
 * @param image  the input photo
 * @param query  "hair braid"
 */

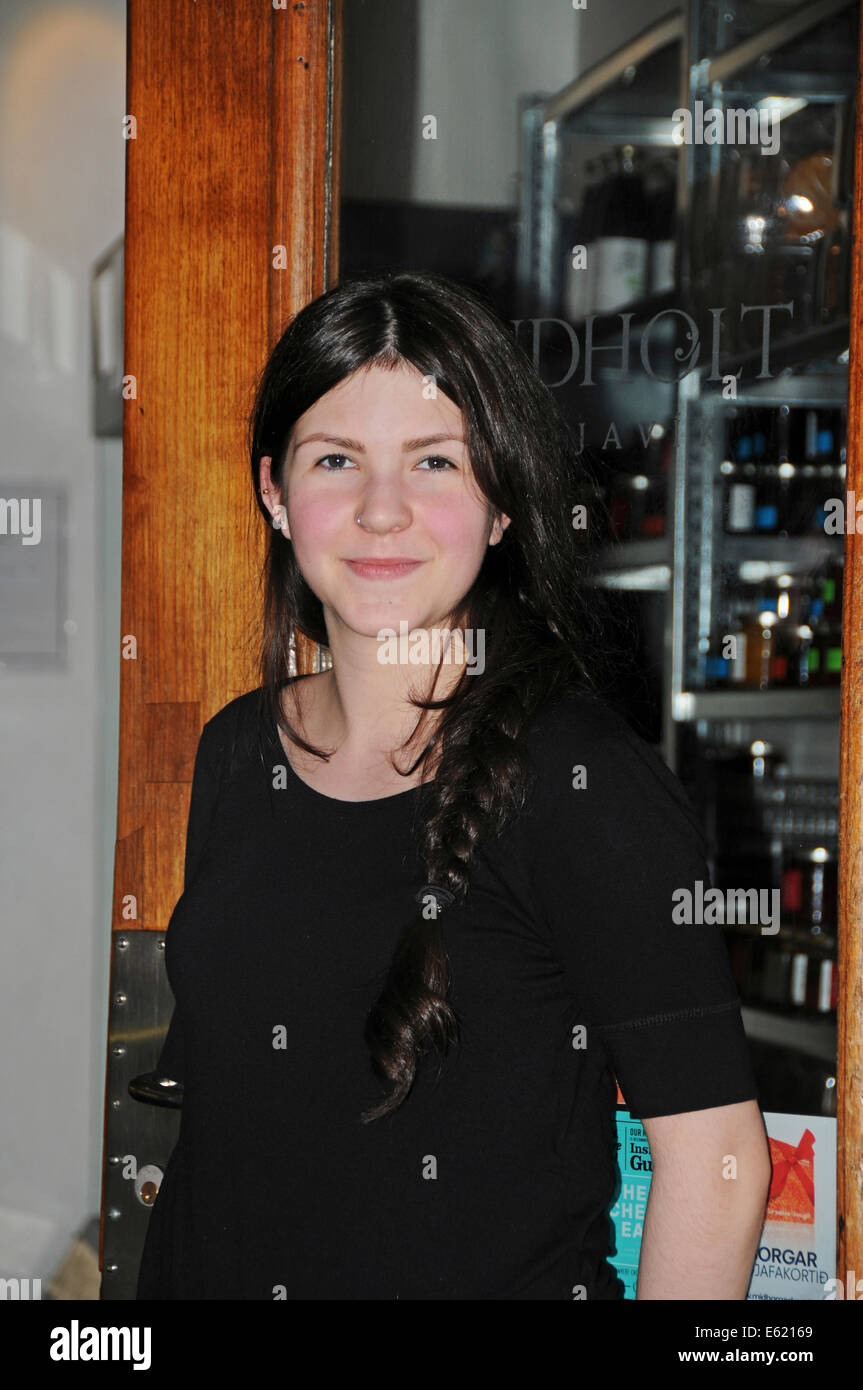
xmin=359 ymin=656 xmax=576 ymax=1122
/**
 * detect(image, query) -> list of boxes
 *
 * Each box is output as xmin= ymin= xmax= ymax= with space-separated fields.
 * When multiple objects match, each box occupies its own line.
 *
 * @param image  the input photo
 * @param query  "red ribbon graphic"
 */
xmin=768 ymin=1128 xmax=815 ymax=1206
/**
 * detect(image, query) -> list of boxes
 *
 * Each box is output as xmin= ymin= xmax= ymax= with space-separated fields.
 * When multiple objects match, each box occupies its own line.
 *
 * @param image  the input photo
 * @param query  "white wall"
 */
xmin=343 ymin=0 xmax=690 ymax=210
xmin=0 ymin=0 xmax=125 ymax=1280
xmin=343 ymin=0 xmax=583 ymax=208
xmin=408 ymin=0 xmax=582 ymax=207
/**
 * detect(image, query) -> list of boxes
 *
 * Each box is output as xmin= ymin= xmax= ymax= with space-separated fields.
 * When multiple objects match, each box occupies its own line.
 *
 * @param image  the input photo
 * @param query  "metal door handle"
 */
xmin=128 ymin=1071 xmax=184 ymax=1108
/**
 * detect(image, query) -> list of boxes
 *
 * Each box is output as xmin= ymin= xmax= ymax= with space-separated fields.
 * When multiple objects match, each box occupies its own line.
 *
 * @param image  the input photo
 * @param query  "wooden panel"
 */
xmin=113 ymin=0 xmax=340 ymax=937
xmin=837 ymin=7 xmax=863 ymax=1285
xmin=271 ymin=0 xmax=343 ymax=331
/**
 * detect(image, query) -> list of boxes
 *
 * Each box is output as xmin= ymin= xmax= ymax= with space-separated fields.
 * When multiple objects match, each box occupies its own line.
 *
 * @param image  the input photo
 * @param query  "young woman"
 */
xmin=136 ymin=269 xmax=771 ymax=1301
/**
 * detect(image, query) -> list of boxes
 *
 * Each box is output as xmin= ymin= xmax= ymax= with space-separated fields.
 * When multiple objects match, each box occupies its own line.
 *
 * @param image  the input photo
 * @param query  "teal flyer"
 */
xmin=609 ymin=1109 xmax=652 ymax=1299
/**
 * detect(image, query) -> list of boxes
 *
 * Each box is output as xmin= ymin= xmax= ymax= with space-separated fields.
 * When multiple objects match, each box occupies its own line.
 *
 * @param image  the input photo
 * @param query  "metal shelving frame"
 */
xmin=518 ymin=0 xmax=856 ymax=1061
xmin=519 ymin=0 xmax=857 ymax=772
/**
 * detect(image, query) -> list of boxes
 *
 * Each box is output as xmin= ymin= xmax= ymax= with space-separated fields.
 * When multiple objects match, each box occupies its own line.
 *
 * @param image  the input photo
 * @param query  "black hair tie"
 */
xmin=415 ymin=882 xmax=456 ymax=911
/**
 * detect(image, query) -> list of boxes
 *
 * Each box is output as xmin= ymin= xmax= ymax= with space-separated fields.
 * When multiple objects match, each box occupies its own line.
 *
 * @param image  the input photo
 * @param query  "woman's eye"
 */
xmin=314 ymin=454 xmax=455 ymax=471
xmin=416 ymin=456 xmax=456 ymax=471
xmin=316 ymin=454 xmax=355 ymax=470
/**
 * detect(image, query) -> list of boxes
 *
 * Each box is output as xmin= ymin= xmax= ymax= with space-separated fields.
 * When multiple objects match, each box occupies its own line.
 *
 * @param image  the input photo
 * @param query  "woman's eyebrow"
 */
xmin=293 ymin=432 xmax=466 ymax=452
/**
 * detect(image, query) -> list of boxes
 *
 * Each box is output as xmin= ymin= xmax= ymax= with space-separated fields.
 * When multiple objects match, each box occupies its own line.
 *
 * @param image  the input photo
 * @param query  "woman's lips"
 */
xmin=344 ymin=559 xmax=424 ymax=580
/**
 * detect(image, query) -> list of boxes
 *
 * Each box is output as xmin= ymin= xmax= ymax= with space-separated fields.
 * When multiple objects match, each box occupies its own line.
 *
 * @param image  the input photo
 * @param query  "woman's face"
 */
xmin=259 ymin=361 xmax=510 ymax=648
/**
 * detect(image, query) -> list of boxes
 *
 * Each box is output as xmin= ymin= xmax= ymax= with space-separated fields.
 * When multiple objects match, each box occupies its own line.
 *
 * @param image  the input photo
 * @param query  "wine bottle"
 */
xmin=564 ymin=158 xmax=601 ymax=322
xmin=593 ymin=145 xmax=650 ymax=313
xmin=647 ymin=155 xmax=676 ymax=296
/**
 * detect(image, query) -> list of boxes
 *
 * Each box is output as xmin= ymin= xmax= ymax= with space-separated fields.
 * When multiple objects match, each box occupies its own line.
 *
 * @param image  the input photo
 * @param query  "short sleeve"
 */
xmin=522 ymin=692 xmax=759 ymax=1120
xmin=153 ymin=704 xmax=236 ymax=1082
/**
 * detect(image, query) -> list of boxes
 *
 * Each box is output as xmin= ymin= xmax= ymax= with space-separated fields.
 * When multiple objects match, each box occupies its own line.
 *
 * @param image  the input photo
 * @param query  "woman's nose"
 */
xmin=355 ymin=480 xmax=413 ymax=533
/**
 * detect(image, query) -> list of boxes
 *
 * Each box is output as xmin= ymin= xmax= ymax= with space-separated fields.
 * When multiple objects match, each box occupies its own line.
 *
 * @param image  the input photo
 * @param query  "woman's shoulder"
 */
xmin=521 ymin=686 xmax=706 ymax=847
xmin=200 ymin=685 xmax=267 ymax=734
xmin=523 ymin=686 xmax=647 ymax=767
xmin=194 ymin=685 xmax=273 ymax=770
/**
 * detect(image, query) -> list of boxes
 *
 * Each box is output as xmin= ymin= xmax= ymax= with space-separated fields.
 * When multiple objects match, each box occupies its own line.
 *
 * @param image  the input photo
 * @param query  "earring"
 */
xmin=356 ymin=513 xmax=363 ymax=526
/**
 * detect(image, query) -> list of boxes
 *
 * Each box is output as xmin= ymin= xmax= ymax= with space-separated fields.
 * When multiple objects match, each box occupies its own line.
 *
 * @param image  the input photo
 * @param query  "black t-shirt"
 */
xmin=136 ymin=677 xmax=759 ymax=1300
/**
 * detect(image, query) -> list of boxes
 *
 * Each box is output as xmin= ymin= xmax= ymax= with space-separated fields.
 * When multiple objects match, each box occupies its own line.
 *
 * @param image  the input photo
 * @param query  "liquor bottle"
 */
xmin=730 ymin=412 xmax=754 ymax=465
xmin=593 ymin=145 xmax=650 ymax=313
xmin=790 ymin=843 xmax=838 ymax=1012
xmin=773 ymin=404 xmax=799 ymax=536
xmin=563 ymin=158 xmax=602 ymax=322
xmin=723 ymin=460 xmax=757 ymax=533
xmin=704 ymin=619 xmax=732 ymax=687
xmin=784 ymin=405 xmax=821 ymax=535
xmin=789 ymin=933 xmax=837 ymax=1013
xmin=796 ymin=616 xmax=816 ymax=686
xmin=789 ymin=936 xmax=810 ymax=1009
xmin=723 ymin=586 xmax=782 ymax=687
xmin=761 ymin=930 xmax=794 ymax=1006
xmin=751 ymin=410 xmax=768 ymax=464
xmin=781 ymin=850 xmax=806 ymax=930
xmin=723 ymin=411 xmax=759 ymax=534
xmin=583 ymin=155 xmax=616 ymax=319
xmin=784 ymin=844 xmax=837 ymax=932
xmin=743 ymin=606 xmax=779 ymax=689
xmin=814 ymin=566 xmax=843 ymax=685
xmin=725 ymin=610 xmax=748 ymax=685
xmin=787 ymin=578 xmax=817 ymax=686
xmin=807 ymin=941 xmax=837 ymax=1012
xmin=805 ymin=596 xmax=825 ymax=684
xmin=783 ymin=408 xmax=817 ymax=535
xmin=754 ymin=462 xmax=780 ymax=535
xmin=769 ymin=584 xmax=804 ymax=687
xmin=647 ymin=155 xmax=676 ymax=296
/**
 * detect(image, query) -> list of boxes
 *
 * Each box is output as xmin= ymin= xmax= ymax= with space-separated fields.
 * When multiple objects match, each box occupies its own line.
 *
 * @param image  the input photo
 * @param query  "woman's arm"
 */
xmin=636 ymin=1099 xmax=772 ymax=1300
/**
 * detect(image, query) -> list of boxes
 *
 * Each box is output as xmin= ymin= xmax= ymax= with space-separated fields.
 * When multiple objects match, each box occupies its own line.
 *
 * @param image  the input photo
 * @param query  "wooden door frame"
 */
xmin=837 ymin=1 xmax=863 ymax=1291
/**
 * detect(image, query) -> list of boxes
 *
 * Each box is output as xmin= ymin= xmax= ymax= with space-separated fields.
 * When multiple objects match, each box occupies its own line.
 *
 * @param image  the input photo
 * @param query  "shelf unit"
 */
xmin=518 ymin=0 xmax=858 ymax=1071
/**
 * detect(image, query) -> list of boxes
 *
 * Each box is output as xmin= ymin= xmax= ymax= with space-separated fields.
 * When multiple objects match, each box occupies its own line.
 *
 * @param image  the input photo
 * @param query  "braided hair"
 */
xmin=248 ymin=269 xmax=616 ymax=1122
